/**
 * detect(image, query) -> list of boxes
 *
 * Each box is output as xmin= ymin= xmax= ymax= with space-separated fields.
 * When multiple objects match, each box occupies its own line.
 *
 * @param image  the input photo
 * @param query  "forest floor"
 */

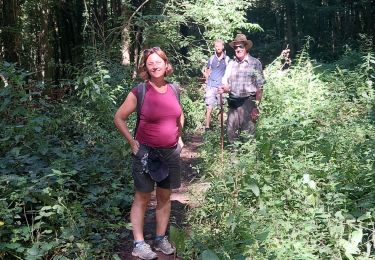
xmin=117 ymin=133 xmax=205 ymax=259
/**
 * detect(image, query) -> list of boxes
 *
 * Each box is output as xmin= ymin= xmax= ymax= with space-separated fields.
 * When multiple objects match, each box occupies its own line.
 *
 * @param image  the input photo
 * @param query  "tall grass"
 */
xmin=184 ymin=50 xmax=375 ymax=259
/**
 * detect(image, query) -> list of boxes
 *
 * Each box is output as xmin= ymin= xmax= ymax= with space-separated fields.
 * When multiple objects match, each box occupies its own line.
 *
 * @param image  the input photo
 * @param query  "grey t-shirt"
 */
xmin=207 ymin=55 xmax=228 ymax=88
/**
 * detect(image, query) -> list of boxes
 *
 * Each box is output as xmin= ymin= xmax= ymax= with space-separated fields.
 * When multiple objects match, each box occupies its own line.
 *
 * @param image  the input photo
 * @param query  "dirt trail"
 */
xmin=117 ymin=133 xmax=203 ymax=259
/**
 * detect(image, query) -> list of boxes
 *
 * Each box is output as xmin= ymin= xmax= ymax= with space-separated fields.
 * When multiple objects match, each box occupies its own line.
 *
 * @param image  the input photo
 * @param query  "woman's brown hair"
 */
xmin=138 ymin=47 xmax=173 ymax=80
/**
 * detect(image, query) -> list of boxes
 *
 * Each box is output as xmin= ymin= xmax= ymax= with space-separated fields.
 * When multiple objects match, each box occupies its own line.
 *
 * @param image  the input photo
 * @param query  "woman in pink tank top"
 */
xmin=114 ymin=47 xmax=184 ymax=258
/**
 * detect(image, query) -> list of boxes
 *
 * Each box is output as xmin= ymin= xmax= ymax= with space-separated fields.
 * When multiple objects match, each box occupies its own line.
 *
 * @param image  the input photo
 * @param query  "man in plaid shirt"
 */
xmin=218 ymin=34 xmax=265 ymax=143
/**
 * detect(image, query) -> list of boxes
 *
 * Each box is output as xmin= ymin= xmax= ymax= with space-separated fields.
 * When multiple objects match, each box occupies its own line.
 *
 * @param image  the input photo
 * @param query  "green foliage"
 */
xmin=182 ymin=0 xmax=263 ymax=41
xmin=184 ymin=50 xmax=375 ymax=259
xmin=0 ymin=56 xmax=207 ymax=258
xmin=180 ymin=79 xmax=206 ymax=131
xmin=74 ymin=60 xmax=127 ymax=117
xmin=139 ymin=0 xmax=263 ymax=77
xmin=170 ymin=226 xmax=186 ymax=254
xmin=0 ymin=62 xmax=134 ymax=258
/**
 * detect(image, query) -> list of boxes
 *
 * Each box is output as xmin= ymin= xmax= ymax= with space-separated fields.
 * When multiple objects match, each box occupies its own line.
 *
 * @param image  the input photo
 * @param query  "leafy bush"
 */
xmin=0 ymin=62 xmax=134 ymax=258
xmin=180 ymin=79 xmax=206 ymax=132
xmin=0 ymin=57 xmax=208 ymax=258
xmin=184 ymin=50 xmax=375 ymax=259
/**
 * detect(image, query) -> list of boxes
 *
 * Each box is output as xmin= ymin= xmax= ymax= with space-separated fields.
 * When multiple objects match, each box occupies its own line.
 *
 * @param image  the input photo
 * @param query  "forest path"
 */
xmin=117 ymin=133 xmax=204 ymax=259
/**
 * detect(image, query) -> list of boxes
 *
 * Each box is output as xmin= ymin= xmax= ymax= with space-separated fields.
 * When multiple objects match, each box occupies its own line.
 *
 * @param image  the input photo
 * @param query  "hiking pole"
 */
xmin=220 ymin=93 xmax=224 ymax=165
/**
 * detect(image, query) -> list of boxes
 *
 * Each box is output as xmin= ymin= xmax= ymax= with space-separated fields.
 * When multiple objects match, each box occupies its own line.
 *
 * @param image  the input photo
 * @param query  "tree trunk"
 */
xmin=121 ymin=25 xmax=132 ymax=66
xmin=2 ymin=0 xmax=21 ymax=63
xmin=0 ymin=0 xmax=3 ymax=58
xmin=132 ymin=27 xmax=141 ymax=78
xmin=120 ymin=0 xmax=150 ymax=66
xmin=110 ymin=0 xmax=118 ymax=27
xmin=363 ymin=0 xmax=375 ymax=43
xmin=284 ymin=0 xmax=296 ymax=55
xmin=120 ymin=1 xmax=132 ymax=65
xmin=111 ymin=0 xmax=121 ymax=18
xmin=36 ymin=0 xmax=53 ymax=81
xmin=101 ymin=0 xmax=108 ymax=25
xmin=53 ymin=0 xmax=84 ymax=79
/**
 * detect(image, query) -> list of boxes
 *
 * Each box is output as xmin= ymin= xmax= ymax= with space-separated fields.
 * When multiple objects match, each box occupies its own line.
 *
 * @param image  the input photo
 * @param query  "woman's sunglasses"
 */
xmin=143 ymin=47 xmax=161 ymax=56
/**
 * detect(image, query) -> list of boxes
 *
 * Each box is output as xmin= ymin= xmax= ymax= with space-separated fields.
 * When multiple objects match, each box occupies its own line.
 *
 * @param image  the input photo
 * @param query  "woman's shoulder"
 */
xmin=131 ymin=82 xmax=151 ymax=95
xmin=131 ymin=86 xmax=138 ymax=95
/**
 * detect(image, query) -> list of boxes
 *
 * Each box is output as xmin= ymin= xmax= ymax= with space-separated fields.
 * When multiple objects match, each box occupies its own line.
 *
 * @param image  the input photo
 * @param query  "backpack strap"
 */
xmin=136 ymin=82 xmax=146 ymax=116
xmin=208 ymin=55 xmax=215 ymax=69
xmin=169 ymin=83 xmax=180 ymax=103
xmin=134 ymin=82 xmax=146 ymax=137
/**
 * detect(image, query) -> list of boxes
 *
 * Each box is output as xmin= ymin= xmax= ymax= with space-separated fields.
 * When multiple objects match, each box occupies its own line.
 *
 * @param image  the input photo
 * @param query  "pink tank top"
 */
xmin=131 ymin=83 xmax=182 ymax=148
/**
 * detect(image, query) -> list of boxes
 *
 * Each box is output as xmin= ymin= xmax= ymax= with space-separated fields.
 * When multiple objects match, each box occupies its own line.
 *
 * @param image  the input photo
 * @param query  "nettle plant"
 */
xmin=0 ymin=62 xmax=134 ymax=258
xmin=254 ymin=52 xmax=374 ymax=259
xmin=184 ymin=50 xmax=375 ymax=259
xmin=74 ymin=60 xmax=127 ymax=120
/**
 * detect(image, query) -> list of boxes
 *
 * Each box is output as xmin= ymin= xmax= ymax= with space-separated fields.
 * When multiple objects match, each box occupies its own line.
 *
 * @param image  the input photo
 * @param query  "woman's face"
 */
xmin=146 ymin=53 xmax=167 ymax=79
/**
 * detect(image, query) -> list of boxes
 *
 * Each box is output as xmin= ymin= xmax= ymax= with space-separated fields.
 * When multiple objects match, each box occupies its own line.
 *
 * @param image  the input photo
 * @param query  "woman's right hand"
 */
xmin=130 ymin=139 xmax=140 ymax=155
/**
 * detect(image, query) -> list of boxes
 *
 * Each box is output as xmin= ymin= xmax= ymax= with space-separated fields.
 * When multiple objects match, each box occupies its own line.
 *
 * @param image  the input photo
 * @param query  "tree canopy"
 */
xmin=1 ymin=0 xmax=373 ymax=81
xmin=1 ymin=0 xmax=374 ymax=259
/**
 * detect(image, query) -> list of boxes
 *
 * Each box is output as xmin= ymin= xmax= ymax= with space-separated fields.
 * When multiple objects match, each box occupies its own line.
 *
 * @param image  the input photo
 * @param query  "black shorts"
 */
xmin=132 ymin=143 xmax=182 ymax=193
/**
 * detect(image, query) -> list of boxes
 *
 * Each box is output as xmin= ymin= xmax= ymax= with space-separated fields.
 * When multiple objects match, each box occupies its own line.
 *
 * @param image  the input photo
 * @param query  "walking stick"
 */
xmin=220 ymin=93 xmax=224 ymax=164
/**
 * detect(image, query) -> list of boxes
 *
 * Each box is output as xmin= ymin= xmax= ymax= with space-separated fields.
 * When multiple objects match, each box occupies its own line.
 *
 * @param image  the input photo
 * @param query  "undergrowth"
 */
xmin=0 ymin=59 xmax=205 ymax=259
xmin=182 ymin=50 xmax=375 ymax=259
xmin=0 ymin=61 xmax=134 ymax=259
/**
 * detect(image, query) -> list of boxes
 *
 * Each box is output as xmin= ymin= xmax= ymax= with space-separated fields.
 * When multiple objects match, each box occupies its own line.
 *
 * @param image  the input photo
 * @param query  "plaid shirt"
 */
xmin=222 ymin=54 xmax=265 ymax=97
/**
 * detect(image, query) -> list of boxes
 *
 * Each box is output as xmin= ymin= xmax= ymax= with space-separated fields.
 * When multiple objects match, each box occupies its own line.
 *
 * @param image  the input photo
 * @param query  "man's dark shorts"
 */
xmin=132 ymin=143 xmax=182 ymax=193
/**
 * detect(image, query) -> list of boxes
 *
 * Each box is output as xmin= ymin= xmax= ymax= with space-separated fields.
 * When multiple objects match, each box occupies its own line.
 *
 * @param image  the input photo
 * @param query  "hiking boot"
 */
xmin=154 ymin=236 xmax=175 ymax=255
xmin=132 ymin=242 xmax=157 ymax=260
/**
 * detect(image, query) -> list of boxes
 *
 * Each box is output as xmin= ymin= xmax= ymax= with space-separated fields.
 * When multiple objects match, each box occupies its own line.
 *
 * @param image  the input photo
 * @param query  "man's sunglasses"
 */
xmin=234 ymin=44 xmax=245 ymax=50
xmin=143 ymin=47 xmax=161 ymax=56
